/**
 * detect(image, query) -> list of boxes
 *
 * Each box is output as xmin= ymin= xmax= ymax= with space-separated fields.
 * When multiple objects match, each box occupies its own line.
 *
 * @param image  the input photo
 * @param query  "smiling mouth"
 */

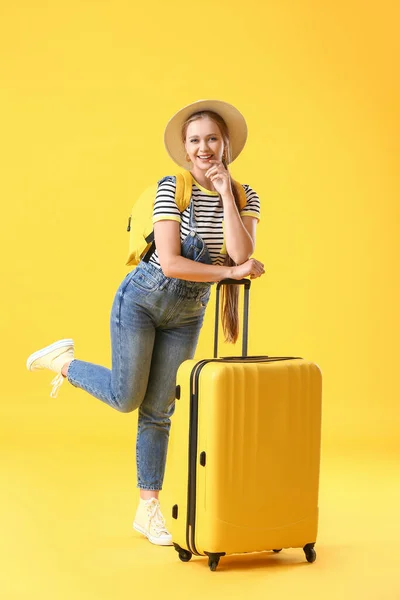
xmin=198 ymin=155 xmax=213 ymax=160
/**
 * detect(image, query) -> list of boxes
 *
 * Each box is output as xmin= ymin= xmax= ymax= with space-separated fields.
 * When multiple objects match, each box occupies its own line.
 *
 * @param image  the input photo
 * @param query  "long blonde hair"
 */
xmin=182 ymin=110 xmax=241 ymax=344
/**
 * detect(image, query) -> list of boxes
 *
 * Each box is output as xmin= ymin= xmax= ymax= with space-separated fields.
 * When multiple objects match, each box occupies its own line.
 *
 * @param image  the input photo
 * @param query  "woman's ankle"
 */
xmin=61 ymin=361 xmax=72 ymax=378
xmin=140 ymin=490 xmax=160 ymax=501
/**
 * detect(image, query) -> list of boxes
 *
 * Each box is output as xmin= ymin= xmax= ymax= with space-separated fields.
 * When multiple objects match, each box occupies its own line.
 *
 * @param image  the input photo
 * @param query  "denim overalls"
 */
xmin=67 ymin=176 xmax=213 ymax=491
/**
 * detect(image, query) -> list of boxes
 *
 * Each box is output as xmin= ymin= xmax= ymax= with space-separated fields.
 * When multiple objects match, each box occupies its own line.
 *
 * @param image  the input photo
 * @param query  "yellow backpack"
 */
xmin=125 ymin=169 xmax=247 ymax=267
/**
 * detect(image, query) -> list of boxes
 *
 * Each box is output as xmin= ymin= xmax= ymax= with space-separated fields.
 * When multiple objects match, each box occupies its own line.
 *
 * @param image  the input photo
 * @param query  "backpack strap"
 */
xmin=231 ymin=179 xmax=248 ymax=211
xmin=141 ymin=228 xmax=156 ymax=262
xmin=175 ymin=170 xmax=193 ymax=211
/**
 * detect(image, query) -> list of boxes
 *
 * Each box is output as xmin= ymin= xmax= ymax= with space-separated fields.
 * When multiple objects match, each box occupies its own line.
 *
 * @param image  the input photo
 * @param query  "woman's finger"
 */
xmin=205 ymin=166 xmax=219 ymax=177
xmin=206 ymin=163 xmax=226 ymax=177
xmin=211 ymin=174 xmax=228 ymax=183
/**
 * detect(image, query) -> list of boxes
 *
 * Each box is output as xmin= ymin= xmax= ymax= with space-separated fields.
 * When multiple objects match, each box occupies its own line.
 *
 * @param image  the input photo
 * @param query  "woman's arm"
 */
xmin=203 ymin=161 xmax=259 ymax=264
xmin=154 ymin=220 xmax=234 ymax=282
xmin=153 ymin=220 xmax=264 ymax=282
xmin=221 ymin=195 xmax=257 ymax=264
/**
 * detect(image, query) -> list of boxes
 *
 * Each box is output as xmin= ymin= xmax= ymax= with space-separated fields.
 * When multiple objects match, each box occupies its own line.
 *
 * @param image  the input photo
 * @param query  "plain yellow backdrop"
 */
xmin=0 ymin=1 xmax=399 ymax=597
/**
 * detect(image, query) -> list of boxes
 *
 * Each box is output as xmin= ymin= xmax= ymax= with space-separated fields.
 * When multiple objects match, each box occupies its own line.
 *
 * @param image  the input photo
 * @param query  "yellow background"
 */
xmin=1 ymin=1 xmax=399 ymax=598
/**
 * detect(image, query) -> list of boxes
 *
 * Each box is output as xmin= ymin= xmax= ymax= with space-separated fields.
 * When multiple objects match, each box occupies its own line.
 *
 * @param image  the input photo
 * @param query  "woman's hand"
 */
xmin=231 ymin=258 xmax=265 ymax=280
xmin=205 ymin=160 xmax=232 ymax=197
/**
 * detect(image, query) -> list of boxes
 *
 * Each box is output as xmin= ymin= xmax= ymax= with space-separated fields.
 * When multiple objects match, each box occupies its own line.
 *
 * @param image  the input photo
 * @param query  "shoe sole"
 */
xmin=132 ymin=521 xmax=173 ymax=546
xmin=26 ymin=339 xmax=74 ymax=371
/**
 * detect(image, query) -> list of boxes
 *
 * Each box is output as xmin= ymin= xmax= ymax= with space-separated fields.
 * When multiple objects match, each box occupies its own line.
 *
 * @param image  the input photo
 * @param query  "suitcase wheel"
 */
xmin=303 ymin=543 xmax=317 ymax=563
xmin=209 ymin=559 xmax=218 ymax=572
xmin=179 ymin=550 xmax=192 ymax=562
xmin=205 ymin=552 xmax=225 ymax=572
xmin=173 ymin=543 xmax=192 ymax=563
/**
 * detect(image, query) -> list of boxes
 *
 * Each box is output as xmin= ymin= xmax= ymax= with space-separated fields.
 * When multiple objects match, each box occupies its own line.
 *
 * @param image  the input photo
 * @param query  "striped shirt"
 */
xmin=150 ymin=175 xmax=260 ymax=268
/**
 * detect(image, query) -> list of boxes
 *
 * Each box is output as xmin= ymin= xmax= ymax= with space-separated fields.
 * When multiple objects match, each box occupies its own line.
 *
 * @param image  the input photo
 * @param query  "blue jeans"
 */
xmin=66 ymin=260 xmax=211 ymax=490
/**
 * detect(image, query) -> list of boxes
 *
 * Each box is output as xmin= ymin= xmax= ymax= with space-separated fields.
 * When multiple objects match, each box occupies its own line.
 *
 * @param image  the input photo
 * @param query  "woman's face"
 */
xmin=184 ymin=117 xmax=225 ymax=170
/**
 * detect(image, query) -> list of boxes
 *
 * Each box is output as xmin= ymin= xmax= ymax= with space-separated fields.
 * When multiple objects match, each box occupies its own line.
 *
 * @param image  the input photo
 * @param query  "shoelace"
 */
xmin=146 ymin=501 xmax=169 ymax=535
xmin=50 ymin=373 xmax=65 ymax=398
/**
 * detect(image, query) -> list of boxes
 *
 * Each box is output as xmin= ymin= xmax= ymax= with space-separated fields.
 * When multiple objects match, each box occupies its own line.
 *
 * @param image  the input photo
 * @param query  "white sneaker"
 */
xmin=26 ymin=339 xmax=74 ymax=398
xmin=133 ymin=498 xmax=173 ymax=546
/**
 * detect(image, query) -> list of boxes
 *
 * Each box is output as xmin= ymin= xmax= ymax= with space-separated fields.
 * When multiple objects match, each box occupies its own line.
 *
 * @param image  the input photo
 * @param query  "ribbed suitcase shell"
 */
xmin=164 ymin=357 xmax=322 ymax=560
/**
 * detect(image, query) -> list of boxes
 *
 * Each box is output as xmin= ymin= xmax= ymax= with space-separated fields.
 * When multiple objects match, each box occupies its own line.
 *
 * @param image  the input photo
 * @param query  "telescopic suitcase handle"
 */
xmin=214 ymin=279 xmax=251 ymax=358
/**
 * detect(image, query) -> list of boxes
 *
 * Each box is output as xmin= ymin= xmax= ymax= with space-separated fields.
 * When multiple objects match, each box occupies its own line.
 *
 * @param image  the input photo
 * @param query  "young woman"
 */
xmin=26 ymin=99 xmax=265 ymax=546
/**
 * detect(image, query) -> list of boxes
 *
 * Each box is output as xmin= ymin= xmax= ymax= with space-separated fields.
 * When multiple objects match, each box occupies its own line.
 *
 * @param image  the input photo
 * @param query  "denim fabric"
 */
xmin=67 ymin=194 xmax=212 ymax=490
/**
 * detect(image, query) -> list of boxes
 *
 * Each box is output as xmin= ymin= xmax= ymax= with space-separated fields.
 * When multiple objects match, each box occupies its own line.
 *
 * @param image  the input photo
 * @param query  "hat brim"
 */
xmin=164 ymin=99 xmax=248 ymax=169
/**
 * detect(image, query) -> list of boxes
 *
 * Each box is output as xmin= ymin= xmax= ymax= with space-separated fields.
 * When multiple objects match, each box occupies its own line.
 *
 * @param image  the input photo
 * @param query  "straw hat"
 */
xmin=164 ymin=99 xmax=248 ymax=168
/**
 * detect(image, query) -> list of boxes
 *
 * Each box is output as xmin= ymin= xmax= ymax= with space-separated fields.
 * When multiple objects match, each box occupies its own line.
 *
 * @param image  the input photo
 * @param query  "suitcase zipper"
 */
xmin=186 ymin=360 xmax=208 ymax=555
xmin=219 ymin=356 xmax=302 ymax=362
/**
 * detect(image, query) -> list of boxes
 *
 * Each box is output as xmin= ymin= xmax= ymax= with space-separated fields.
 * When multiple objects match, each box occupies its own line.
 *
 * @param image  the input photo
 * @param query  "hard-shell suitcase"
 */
xmin=164 ymin=279 xmax=322 ymax=571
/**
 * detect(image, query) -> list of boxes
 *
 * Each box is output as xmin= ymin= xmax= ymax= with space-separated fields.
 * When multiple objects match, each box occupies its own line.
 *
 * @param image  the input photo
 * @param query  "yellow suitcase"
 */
xmin=164 ymin=280 xmax=322 ymax=571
